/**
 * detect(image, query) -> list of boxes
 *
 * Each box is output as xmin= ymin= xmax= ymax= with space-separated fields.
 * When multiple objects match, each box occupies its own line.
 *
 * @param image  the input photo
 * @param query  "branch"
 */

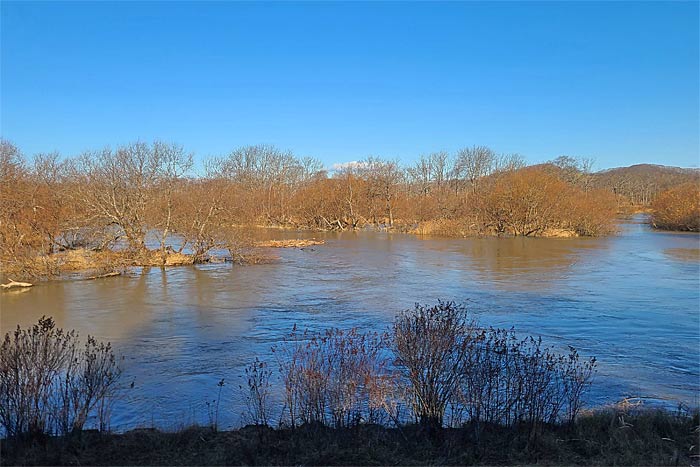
xmin=1 ymin=278 xmax=34 ymax=289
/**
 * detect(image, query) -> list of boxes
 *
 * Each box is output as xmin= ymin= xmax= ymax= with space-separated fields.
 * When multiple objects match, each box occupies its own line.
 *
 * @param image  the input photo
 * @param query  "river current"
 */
xmin=1 ymin=216 xmax=698 ymax=430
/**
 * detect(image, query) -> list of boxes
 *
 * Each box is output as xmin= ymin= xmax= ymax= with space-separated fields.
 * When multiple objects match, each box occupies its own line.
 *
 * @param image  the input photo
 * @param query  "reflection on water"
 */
xmin=1 ymin=216 xmax=698 ymax=430
xmin=664 ymin=248 xmax=700 ymax=262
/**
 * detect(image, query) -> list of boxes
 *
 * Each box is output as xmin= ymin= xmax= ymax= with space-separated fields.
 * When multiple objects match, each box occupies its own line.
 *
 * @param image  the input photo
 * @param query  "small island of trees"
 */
xmin=1 ymin=140 xmax=698 ymax=284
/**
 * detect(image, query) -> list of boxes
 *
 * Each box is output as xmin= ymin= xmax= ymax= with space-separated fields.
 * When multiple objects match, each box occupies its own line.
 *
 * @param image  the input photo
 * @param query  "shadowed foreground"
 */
xmin=2 ymin=409 xmax=697 ymax=466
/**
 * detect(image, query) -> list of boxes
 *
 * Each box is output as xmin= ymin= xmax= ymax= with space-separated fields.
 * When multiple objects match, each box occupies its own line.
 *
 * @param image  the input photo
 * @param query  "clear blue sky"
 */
xmin=1 ymin=1 xmax=698 ymax=170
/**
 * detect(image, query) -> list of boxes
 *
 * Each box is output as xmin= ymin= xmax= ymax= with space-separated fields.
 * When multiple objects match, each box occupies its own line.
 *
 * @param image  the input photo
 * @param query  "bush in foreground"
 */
xmin=0 ymin=317 xmax=121 ymax=439
xmin=2 ymin=305 xmax=697 ymax=466
xmin=262 ymin=301 xmax=597 ymax=447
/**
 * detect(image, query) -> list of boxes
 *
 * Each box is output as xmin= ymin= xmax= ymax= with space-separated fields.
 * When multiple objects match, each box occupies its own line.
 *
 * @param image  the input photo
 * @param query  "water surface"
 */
xmin=1 ymin=216 xmax=698 ymax=430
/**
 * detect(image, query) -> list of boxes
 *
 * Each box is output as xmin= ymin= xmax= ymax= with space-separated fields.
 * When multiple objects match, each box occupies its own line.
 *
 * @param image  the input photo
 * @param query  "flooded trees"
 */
xmin=476 ymin=168 xmax=570 ymax=236
xmin=148 ymin=142 xmax=194 ymax=260
xmin=473 ymin=167 xmax=617 ymax=237
xmin=651 ymin=182 xmax=700 ymax=231
xmin=72 ymin=142 xmax=164 ymax=251
xmin=407 ymin=151 xmax=455 ymax=221
xmin=360 ymin=157 xmax=404 ymax=227
xmin=221 ymin=145 xmax=323 ymax=225
xmin=70 ymin=141 xmax=197 ymax=255
xmin=333 ymin=165 xmax=368 ymax=229
xmin=0 ymin=141 xmax=33 ymax=276
xmin=1 ymin=138 xmax=678 ymax=280
xmin=0 ymin=142 xmax=75 ymax=277
xmin=171 ymin=176 xmax=229 ymax=263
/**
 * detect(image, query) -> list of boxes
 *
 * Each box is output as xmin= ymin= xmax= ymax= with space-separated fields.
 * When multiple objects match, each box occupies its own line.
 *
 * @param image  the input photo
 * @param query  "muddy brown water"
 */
xmin=1 ymin=216 xmax=698 ymax=430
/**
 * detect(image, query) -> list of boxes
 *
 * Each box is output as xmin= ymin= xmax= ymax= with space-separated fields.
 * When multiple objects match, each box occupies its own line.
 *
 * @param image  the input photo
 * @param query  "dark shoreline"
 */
xmin=2 ymin=408 xmax=698 ymax=466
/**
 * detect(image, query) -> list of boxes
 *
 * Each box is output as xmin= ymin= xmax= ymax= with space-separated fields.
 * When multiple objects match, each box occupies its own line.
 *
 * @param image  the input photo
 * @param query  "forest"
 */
xmin=1 ymin=139 xmax=698 ymax=281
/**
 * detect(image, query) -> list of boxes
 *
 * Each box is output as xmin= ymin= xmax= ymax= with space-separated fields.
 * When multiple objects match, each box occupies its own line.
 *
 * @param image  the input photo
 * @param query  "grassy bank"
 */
xmin=2 ymin=409 xmax=697 ymax=466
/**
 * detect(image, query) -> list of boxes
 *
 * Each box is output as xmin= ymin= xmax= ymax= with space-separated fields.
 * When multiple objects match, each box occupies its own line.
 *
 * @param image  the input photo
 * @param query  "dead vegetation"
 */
xmin=248 ymin=300 xmax=601 ymax=450
xmin=0 ymin=279 xmax=33 ymax=289
xmin=256 ymin=239 xmax=325 ymax=248
xmin=3 ymin=408 xmax=698 ymax=466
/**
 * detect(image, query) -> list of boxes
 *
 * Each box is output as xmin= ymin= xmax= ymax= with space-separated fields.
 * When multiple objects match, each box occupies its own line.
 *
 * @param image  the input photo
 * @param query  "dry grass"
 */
xmin=228 ymin=250 xmax=280 ymax=265
xmin=3 ymin=249 xmax=198 ymax=284
xmin=2 ymin=409 xmax=697 ymax=466
xmin=136 ymin=250 xmax=195 ymax=267
xmin=2 ymin=244 xmax=283 ymax=286
xmin=540 ymin=228 xmax=579 ymax=238
xmin=35 ymin=249 xmax=129 ymax=278
xmin=411 ymin=219 xmax=473 ymax=237
xmin=255 ymin=239 xmax=324 ymax=248
xmin=50 ymin=249 xmax=196 ymax=272
xmin=411 ymin=219 xmax=580 ymax=238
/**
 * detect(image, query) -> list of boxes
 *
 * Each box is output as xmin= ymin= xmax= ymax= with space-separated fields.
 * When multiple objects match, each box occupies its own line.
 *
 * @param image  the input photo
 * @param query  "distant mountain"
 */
xmin=596 ymin=163 xmax=700 ymax=176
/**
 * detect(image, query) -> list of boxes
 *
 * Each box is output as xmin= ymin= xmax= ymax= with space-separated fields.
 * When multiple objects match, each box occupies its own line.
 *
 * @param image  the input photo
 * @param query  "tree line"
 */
xmin=2 ymin=139 xmax=697 ymax=280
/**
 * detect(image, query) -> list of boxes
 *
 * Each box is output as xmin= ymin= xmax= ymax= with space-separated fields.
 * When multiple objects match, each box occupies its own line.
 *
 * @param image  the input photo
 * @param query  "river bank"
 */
xmin=2 ymin=407 xmax=697 ymax=466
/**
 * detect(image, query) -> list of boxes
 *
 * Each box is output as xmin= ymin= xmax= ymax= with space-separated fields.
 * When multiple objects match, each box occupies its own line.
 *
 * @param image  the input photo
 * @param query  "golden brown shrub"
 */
xmin=473 ymin=168 xmax=617 ymax=237
xmin=475 ymin=168 xmax=572 ymax=236
xmin=651 ymin=182 xmax=700 ymax=231
xmin=566 ymin=188 xmax=618 ymax=236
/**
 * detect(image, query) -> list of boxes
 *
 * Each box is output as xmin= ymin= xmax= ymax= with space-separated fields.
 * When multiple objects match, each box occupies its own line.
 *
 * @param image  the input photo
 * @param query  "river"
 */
xmin=1 ymin=216 xmax=698 ymax=430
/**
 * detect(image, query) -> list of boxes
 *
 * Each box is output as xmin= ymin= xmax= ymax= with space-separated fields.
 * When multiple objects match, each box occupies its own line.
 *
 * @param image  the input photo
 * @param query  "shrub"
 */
xmin=240 ymin=358 xmax=273 ymax=426
xmin=392 ymin=301 xmax=476 ymax=429
xmin=268 ymin=301 xmax=597 ymax=438
xmin=567 ymin=188 xmax=618 ymax=236
xmin=457 ymin=328 xmax=596 ymax=443
xmin=273 ymin=326 xmax=389 ymax=428
xmin=0 ymin=317 xmax=121 ymax=438
xmin=473 ymin=168 xmax=618 ymax=236
xmin=651 ymin=182 xmax=700 ymax=231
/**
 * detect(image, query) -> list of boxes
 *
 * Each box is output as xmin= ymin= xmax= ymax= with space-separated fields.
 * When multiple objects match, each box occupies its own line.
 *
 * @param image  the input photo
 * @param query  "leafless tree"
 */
xmin=149 ymin=142 xmax=193 ymax=263
xmin=454 ymin=145 xmax=496 ymax=193
xmin=361 ymin=157 xmax=403 ymax=227
xmin=71 ymin=142 xmax=162 ymax=250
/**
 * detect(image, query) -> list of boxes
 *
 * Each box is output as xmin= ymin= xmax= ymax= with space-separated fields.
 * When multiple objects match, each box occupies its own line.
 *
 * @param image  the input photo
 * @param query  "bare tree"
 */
xmin=493 ymin=152 xmax=526 ymax=174
xmin=71 ymin=142 xmax=161 ymax=250
xmin=454 ymin=145 xmax=496 ymax=193
xmin=149 ymin=142 xmax=193 ymax=263
xmin=361 ymin=157 xmax=403 ymax=227
xmin=550 ymin=155 xmax=595 ymax=191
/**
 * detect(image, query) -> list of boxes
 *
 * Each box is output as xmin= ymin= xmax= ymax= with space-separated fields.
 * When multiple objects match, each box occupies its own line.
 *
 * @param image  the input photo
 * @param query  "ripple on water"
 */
xmin=1 ymin=221 xmax=699 ymax=430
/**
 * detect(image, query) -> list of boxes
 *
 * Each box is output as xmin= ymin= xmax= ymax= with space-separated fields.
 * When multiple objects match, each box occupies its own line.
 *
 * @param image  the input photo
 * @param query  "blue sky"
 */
xmin=1 ymin=1 xmax=698 ymax=170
